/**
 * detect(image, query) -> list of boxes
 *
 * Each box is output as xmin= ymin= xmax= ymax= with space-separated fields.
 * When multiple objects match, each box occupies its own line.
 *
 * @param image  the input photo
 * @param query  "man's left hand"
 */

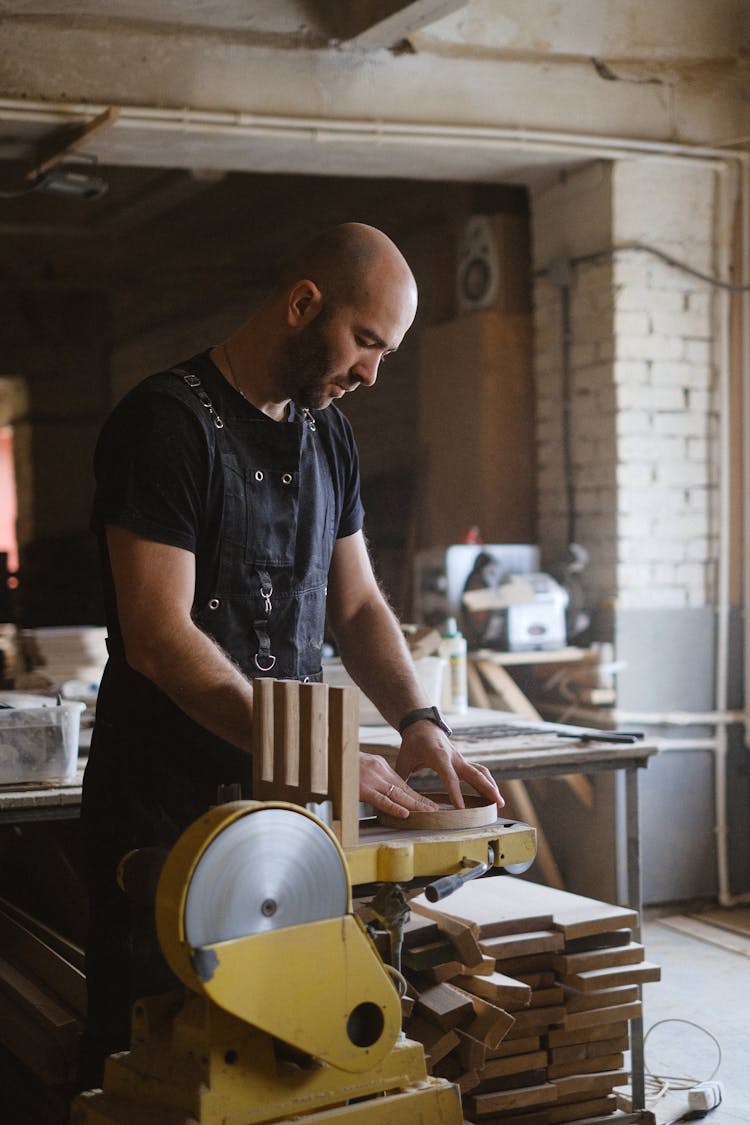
xmin=395 ymin=721 xmax=505 ymax=811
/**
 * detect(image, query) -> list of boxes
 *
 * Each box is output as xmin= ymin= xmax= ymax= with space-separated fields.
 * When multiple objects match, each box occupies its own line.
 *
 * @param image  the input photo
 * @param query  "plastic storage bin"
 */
xmin=0 ymin=693 xmax=85 ymax=785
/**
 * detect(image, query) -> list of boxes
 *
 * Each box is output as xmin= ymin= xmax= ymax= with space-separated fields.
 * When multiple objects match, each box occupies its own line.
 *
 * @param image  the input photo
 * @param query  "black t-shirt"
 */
xmin=91 ymin=351 xmax=365 ymax=645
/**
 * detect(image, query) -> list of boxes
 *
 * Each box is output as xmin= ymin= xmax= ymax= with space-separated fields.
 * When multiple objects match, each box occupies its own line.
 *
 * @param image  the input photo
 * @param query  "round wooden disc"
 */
xmin=376 ymin=792 xmax=498 ymax=831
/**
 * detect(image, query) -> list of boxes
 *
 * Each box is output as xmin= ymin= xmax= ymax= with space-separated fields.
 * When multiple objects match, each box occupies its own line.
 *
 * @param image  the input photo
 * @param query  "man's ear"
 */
xmin=287 ymin=280 xmax=323 ymax=328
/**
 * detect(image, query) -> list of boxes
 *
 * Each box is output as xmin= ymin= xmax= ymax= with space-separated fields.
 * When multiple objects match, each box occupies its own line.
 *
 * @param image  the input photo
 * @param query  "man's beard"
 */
xmin=278 ymin=313 xmax=346 ymax=411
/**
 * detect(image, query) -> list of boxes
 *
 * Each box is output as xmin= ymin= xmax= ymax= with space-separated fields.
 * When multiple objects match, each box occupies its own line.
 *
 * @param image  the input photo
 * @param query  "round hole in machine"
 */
xmin=346 ymin=1002 xmax=384 ymax=1048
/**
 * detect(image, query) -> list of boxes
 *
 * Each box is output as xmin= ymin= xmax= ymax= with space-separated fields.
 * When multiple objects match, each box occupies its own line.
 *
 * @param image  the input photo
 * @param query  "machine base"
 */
xmin=70 ymin=993 xmax=463 ymax=1125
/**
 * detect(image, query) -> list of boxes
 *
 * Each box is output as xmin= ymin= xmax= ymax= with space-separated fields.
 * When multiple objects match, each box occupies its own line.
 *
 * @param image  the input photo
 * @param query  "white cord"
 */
xmin=643 ymin=1018 xmax=722 ymax=1097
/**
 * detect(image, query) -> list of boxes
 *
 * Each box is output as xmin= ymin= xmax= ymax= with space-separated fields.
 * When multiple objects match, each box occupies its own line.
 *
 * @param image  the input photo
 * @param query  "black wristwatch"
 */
xmin=398 ymin=706 xmax=453 ymax=738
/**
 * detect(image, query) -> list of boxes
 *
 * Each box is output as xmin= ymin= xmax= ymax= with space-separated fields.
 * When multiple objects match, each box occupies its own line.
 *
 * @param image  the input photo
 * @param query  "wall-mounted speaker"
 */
xmin=456 ymin=212 xmax=531 ymax=316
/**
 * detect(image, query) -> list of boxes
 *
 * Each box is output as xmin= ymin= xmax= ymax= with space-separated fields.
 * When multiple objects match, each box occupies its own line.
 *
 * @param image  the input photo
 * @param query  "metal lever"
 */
xmin=424 ymin=845 xmax=495 ymax=903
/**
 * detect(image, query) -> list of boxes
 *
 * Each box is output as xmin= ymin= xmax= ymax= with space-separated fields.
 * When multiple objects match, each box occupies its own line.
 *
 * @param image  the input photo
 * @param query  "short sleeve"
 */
xmin=91 ymin=387 xmax=211 ymax=554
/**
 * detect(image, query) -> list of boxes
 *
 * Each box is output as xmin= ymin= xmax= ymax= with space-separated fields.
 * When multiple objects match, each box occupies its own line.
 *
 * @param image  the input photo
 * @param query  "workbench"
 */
xmin=0 ymin=711 xmax=659 ymax=1120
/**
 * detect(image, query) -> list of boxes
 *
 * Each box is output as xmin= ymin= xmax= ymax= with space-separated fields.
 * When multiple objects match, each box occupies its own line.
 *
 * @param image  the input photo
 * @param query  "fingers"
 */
xmin=456 ymin=759 xmax=505 ymax=809
xmin=359 ymin=753 xmax=439 ymax=819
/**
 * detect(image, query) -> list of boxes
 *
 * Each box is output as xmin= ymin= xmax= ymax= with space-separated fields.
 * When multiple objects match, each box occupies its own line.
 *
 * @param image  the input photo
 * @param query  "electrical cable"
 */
xmin=537 ymin=241 xmax=750 ymax=292
xmin=643 ymin=1018 xmax=723 ymax=1102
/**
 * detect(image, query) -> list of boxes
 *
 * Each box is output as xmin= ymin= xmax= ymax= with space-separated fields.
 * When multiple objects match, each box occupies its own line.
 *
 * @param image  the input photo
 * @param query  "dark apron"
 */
xmin=79 ymin=371 xmax=335 ymax=1081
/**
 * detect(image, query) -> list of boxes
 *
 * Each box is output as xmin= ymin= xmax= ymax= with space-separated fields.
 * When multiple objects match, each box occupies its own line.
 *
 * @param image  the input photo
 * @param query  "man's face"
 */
xmin=279 ymin=272 xmax=417 ymax=411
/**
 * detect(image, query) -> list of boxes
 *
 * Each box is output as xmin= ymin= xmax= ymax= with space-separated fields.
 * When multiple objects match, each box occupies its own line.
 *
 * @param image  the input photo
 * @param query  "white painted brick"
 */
xmin=675 ymin=562 xmax=708 ymax=587
xmin=613 ymin=309 xmax=652 ymax=337
xmin=686 ymin=436 xmax=710 ymax=462
xmin=615 ymin=286 xmax=686 ymax=314
xmin=620 ymin=515 xmax=652 ymax=540
xmin=616 ymin=462 xmax=654 ymax=487
xmin=651 ymin=413 xmax=704 ymax=437
xmin=618 ymin=433 xmax=674 ymax=461
xmin=616 ymin=409 xmax=652 ymax=436
xmin=649 ymin=308 xmax=710 ymax=339
xmin=686 ymin=389 xmax=715 ymax=414
xmin=687 ymin=291 xmax=712 ymax=318
xmin=655 ymin=459 xmax=710 ymax=486
xmin=685 ymin=536 xmax=711 ymax=560
xmin=616 ymin=562 xmax=653 ymax=587
xmin=612 ymin=359 xmax=651 ymax=386
xmin=683 ymin=338 xmax=713 ymax=364
xmin=617 ymin=333 xmax=685 ymax=361
xmin=650 ymin=360 xmax=712 ymax=389
xmin=686 ymin=588 xmax=709 ymax=608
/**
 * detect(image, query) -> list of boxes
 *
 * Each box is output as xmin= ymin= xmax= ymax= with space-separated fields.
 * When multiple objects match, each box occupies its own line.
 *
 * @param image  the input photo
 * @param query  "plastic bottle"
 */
xmin=439 ymin=617 xmax=468 ymax=714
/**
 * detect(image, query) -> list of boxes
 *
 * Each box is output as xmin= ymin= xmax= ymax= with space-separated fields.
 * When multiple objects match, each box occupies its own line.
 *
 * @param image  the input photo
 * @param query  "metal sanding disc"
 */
xmin=184 ymin=807 xmax=349 ymax=947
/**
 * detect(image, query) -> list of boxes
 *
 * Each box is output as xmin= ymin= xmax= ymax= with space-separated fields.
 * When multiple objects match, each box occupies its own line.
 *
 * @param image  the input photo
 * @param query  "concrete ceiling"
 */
xmin=0 ymin=0 xmax=748 ymax=236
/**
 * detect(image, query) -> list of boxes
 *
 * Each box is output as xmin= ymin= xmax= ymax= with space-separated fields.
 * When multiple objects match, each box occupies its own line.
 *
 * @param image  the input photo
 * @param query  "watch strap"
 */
xmin=398 ymin=706 xmax=453 ymax=737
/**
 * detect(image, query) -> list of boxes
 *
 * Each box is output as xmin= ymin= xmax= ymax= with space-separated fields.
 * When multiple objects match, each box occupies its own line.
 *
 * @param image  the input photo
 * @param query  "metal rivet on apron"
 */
xmin=208 ymin=597 xmax=221 ymax=610
xmin=254 ymin=470 xmax=264 ymax=482
xmin=282 ymin=472 xmax=293 ymax=485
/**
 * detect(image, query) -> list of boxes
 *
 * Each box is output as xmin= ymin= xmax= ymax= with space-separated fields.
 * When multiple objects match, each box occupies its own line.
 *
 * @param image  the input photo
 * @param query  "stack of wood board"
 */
xmin=393 ymin=875 xmax=659 ymax=1124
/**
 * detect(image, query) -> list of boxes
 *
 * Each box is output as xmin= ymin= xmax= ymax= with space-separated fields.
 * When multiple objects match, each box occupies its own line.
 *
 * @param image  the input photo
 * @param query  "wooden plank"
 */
xmin=427 ymin=954 xmax=495 ymax=983
xmin=328 ymin=684 xmax=360 ymax=847
xmin=404 ymin=1016 xmax=460 ymax=1066
xmin=456 ymin=1029 xmax=487 ymax=1070
xmin=547 ymin=1095 xmax=618 ymax=1123
xmin=414 ymin=981 xmax=475 ymax=1030
xmin=448 ymin=986 xmax=516 ymax=1048
xmin=414 ymin=875 xmax=637 ymax=943
xmin=559 ymin=1001 xmax=641 ymax=1031
xmin=552 ymin=941 xmax=644 ymax=974
xmin=563 ymin=984 xmax=639 ymax=1012
xmin=273 ymin=677 xmax=299 ymax=788
xmin=562 ymin=928 xmax=632 ymax=953
xmin=553 ymin=1069 xmax=628 ymax=1103
xmin=488 ymin=1034 xmax=542 ymax=1058
xmin=0 ymin=988 xmax=73 ymax=1084
xmin=480 ymin=930 xmax=565 ymax=960
xmin=0 ymin=908 xmax=86 ymax=1018
xmin=548 ymin=1051 xmax=625 ymax=1079
xmin=299 ymin=681 xmax=328 ymax=796
xmin=481 ymin=1049 xmax=549 ymax=1080
xmin=403 ymin=939 xmax=456 ymax=972
xmin=547 ymin=1020 xmax=630 ymax=1047
xmin=561 ymin=961 xmax=660 ymax=992
xmin=251 ymin=677 xmax=275 ymax=785
xmin=466 ymin=1080 xmax=558 ymax=1116
xmin=452 ymin=969 xmax=531 ymax=1008
xmin=411 ymin=878 xmax=552 ymax=938
xmin=549 ymin=1035 xmax=629 ymax=1064
xmin=475 ymin=659 xmax=542 ymax=720
xmin=507 ymin=1004 xmax=567 ymax=1033
xmin=0 ymin=955 xmax=79 ymax=1043
xmin=528 ymin=986 xmax=565 ymax=1009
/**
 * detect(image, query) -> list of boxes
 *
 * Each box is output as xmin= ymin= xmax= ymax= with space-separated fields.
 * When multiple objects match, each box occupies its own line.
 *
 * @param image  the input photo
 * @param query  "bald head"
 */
xmin=275 ymin=222 xmax=417 ymax=315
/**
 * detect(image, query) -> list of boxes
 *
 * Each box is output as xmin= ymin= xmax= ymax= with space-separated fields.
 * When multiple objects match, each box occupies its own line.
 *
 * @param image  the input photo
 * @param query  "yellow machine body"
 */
xmin=71 ymin=801 xmax=467 ymax=1124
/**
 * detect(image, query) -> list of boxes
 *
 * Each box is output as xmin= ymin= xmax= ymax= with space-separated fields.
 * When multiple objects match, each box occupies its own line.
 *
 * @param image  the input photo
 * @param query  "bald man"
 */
xmin=79 ymin=223 xmax=503 ymax=1082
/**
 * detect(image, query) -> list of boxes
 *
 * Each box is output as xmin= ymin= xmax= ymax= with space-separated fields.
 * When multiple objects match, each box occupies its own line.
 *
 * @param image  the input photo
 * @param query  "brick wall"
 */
xmin=531 ymin=159 xmax=719 ymax=615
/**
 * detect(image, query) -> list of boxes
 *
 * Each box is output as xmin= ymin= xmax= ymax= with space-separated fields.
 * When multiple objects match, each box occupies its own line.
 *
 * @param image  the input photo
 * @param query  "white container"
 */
xmin=322 ymin=656 xmax=445 ymax=726
xmin=439 ymin=617 xmax=468 ymax=714
xmin=0 ymin=693 xmax=85 ymax=785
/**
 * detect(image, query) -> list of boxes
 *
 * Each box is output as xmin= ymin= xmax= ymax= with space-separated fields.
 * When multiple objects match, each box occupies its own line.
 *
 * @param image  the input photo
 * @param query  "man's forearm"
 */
xmin=127 ymin=620 xmax=255 ymax=751
xmin=331 ymin=593 xmax=429 ymax=730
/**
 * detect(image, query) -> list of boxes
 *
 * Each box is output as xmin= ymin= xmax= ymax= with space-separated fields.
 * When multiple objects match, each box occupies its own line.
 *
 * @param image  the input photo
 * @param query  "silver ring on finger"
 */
xmin=386 ymin=783 xmax=396 ymax=798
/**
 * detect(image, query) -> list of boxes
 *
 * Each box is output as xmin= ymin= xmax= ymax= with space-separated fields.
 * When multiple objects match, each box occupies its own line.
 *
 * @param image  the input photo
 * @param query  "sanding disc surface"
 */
xmin=184 ymin=807 xmax=348 ymax=947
